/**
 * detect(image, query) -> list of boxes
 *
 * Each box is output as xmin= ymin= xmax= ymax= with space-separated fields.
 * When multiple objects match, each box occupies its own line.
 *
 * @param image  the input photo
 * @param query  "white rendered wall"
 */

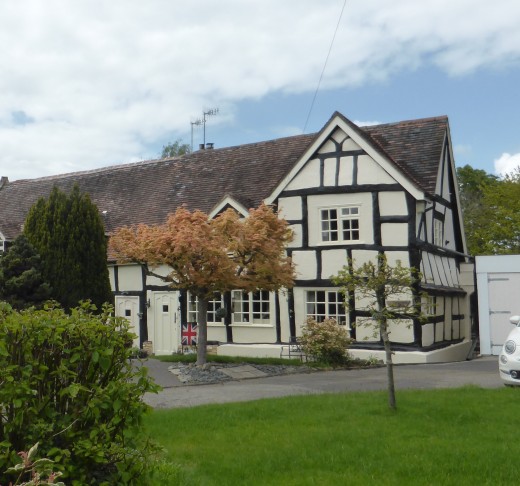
xmin=116 ymin=264 xmax=143 ymax=292
xmin=379 ymin=192 xmax=407 ymax=216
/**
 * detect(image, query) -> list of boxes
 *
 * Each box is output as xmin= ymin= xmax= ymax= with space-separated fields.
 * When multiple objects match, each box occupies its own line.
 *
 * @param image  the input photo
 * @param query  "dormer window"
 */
xmin=320 ymin=206 xmax=360 ymax=243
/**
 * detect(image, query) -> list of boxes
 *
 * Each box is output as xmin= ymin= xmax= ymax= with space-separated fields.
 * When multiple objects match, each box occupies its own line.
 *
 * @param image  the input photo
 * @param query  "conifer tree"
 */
xmin=0 ymin=235 xmax=51 ymax=309
xmin=24 ymin=184 xmax=113 ymax=310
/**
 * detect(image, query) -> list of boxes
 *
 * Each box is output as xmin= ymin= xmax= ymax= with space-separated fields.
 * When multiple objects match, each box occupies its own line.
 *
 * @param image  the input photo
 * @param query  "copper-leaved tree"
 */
xmin=333 ymin=253 xmax=425 ymax=410
xmin=109 ymin=204 xmax=295 ymax=364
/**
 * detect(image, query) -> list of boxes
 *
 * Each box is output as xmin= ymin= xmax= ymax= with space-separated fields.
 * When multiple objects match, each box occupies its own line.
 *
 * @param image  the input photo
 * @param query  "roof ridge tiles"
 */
xmin=11 ymin=132 xmax=319 ymax=184
xmin=363 ymin=115 xmax=448 ymax=128
xmin=11 ymin=157 xmax=173 ymax=184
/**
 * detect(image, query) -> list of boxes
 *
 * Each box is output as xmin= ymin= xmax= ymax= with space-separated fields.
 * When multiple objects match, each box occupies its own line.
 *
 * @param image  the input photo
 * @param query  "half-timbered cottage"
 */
xmin=0 ymin=111 xmax=475 ymax=363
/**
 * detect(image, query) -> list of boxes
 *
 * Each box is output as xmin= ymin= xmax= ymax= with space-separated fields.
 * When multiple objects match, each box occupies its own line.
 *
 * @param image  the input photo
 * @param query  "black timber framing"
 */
xmin=281 ymin=183 xmax=402 ymax=198
xmin=224 ymin=291 xmax=233 ymax=343
xmin=140 ymin=265 xmax=148 ymax=343
xmin=372 ymin=191 xmax=382 ymax=246
xmin=302 ymin=196 xmax=309 ymax=248
xmin=406 ymin=192 xmax=423 ymax=346
xmin=275 ymin=291 xmax=282 ymax=343
xmin=288 ymin=288 xmax=296 ymax=340
xmin=280 ymin=170 xmax=467 ymax=351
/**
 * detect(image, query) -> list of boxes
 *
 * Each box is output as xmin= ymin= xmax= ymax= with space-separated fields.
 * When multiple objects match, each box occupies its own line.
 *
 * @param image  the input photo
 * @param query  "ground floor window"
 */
xmin=188 ymin=293 xmax=224 ymax=323
xmin=232 ymin=290 xmax=271 ymax=324
xmin=306 ymin=290 xmax=347 ymax=326
xmin=188 ymin=291 xmax=272 ymax=325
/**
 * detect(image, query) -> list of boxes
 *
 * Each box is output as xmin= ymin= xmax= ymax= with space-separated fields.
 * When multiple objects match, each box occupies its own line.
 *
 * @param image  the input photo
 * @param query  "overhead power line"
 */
xmin=303 ymin=0 xmax=347 ymax=134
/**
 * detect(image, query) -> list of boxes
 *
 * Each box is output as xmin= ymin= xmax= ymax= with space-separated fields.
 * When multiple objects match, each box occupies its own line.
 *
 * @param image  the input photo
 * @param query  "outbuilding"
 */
xmin=476 ymin=255 xmax=520 ymax=355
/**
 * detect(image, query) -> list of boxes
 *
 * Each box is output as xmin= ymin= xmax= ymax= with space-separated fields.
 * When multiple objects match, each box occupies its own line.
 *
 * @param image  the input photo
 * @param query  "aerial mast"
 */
xmin=190 ymin=107 xmax=219 ymax=150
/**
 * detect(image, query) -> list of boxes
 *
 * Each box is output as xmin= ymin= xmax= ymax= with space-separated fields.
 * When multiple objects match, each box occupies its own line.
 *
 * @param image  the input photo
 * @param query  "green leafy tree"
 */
xmin=333 ymin=254 xmax=424 ymax=410
xmin=478 ymin=167 xmax=520 ymax=254
xmin=0 ymin=235 xmax=51 ymax=309
xmin=457 ymin=164 xmax=520 ymax=255
xmin=160 ymin=139 xmax=191 ymax=158
xmin=24 ymin=185 xmax=113 ymax=310
xmin=456 ymin=165 xmax=499 ymax=255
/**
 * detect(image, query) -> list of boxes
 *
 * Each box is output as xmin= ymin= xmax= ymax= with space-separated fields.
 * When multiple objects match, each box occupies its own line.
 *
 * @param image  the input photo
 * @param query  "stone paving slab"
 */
xmin=219 ymin=364 xmax=268 ymax=379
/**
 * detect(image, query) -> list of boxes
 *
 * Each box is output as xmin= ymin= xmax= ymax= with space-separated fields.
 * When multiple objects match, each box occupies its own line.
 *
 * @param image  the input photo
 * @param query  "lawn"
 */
xmin=144 ymin=386 xmax=519 ymax=485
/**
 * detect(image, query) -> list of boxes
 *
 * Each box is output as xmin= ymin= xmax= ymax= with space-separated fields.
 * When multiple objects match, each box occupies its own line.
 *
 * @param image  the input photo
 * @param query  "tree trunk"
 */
xmin=380 ymin=319 xmax=396 ymax=410
xmin=376 ymin=270 xmax=396 ymax=410
xmin=196 ymin=296 xmax=209 ymax=365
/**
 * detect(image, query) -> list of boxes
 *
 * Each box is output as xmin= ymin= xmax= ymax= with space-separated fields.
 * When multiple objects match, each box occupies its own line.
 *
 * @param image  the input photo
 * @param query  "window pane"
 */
xmin=322 ymin=206 xmax=360 ymax=243
xmin=252 ymin=290 xmax=270 ymax=324
xmin=306 ymin=290 xmax=348 ymax=327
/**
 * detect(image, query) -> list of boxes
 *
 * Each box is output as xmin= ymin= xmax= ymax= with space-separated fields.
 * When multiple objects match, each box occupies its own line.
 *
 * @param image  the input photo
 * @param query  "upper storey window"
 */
xmin=433 ymin=219 xmax=443 ymax=246
xmin=320 ymin=206 xmax=360 ymax=243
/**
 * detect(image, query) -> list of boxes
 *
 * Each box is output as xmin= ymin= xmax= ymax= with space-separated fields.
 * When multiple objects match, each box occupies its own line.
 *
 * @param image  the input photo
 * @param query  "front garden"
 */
xmin=145 ymin=387 xmax=517 ymax=485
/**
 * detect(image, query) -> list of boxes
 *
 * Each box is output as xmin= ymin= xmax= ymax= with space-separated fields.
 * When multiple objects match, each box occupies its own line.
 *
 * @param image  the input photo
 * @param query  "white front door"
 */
xmin=153 ymin=292 xmax=179 ymax=355
xmin=115 ymin=296 xmax=140 ymax=348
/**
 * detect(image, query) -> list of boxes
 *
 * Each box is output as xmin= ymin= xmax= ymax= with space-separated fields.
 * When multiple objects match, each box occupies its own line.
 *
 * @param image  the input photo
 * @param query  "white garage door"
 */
xmin=487 ymin=273 xmax=520 ymax=354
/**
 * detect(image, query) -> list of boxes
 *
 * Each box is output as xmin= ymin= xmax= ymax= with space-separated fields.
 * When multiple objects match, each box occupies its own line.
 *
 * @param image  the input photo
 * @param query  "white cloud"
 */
xmin=0 ymin=0 xmax=519 ymax=179
xmin=354 ymin=120 xmax=382 ymax=127
xmin=494 ymin=153 xmax=520 ymax=177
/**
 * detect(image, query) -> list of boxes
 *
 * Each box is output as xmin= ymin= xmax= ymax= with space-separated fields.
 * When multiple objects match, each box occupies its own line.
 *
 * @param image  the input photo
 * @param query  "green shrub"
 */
xmin=299 ymin=317 xmax=352 ymax=366
xmin=0 ymin=302 xmax=160 ymax=485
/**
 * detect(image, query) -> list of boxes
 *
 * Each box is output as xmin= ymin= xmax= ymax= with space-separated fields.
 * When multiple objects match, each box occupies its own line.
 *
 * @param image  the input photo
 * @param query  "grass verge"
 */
xmin=145 ymin=386 xmax=518 ymax=485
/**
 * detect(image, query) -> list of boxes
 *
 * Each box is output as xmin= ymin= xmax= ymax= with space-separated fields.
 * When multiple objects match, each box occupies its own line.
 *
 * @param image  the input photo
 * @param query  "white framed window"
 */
xmin=306 ymin=290 xmax=347 ymax=326
xmin=422 ymin=296 xmax=437 ymax=316
xmin=188 ymin=293 xmax=224 ymax=324
xmin=433 ymin=219 xmax=443 ymax=246
xmin=320 ymin=206 xmax=360 ymax=243
xmin=232 ymin=290 xmax=271 ymax=324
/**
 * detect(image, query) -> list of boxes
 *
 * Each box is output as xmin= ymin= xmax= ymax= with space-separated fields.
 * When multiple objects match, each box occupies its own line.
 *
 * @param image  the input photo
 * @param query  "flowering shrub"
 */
xmin=299 ymin=317 xmax=352 ymax=366
xmin=5 ymin=443 xmax=64 ymax=486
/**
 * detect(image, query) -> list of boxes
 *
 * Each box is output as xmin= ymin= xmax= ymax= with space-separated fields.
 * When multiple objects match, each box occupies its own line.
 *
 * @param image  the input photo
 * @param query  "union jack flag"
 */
xmin=181 ymin=322 xmax=198 ymax=345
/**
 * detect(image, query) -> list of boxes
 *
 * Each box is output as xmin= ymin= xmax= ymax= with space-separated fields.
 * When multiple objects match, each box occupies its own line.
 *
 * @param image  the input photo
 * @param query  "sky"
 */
xmin=1 ymin=0 xmax=520 ymax=182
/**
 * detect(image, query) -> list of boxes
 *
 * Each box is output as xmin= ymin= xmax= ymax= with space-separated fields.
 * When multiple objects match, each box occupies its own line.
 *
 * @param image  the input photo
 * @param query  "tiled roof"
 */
xmin=0 ymin=113 xmax=449 ymax=240
xmin=361 ymin=115 xmax=448 ymax=193
xmin=0 ymin=133 xmax=316 ymax=239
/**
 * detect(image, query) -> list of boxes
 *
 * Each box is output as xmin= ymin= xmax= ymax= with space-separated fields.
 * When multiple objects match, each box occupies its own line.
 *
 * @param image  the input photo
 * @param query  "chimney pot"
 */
xmin=199 ymin=143 xmax=205 ymax=150
xmin=206 ymin=143 xmax=214 ymax=150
